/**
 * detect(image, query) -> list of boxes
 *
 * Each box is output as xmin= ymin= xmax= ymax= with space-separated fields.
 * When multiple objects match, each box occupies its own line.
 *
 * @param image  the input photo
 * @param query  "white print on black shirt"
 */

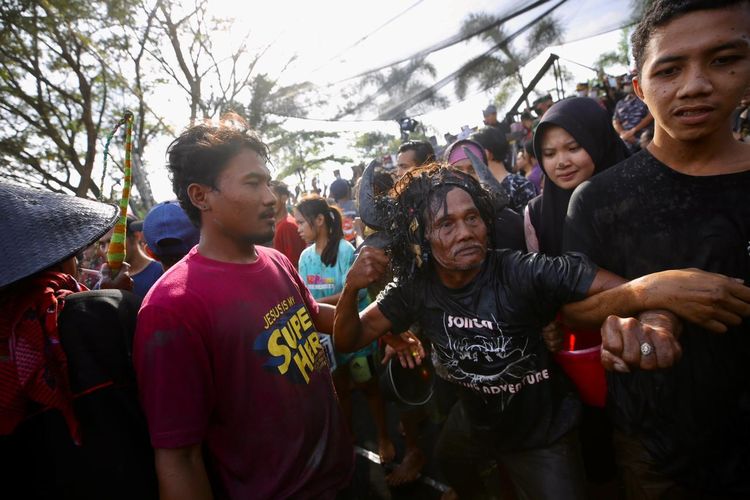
xmin=447 ymin=315 xmax=494 ymax=330
xmin=433 ymin=312 xmax=542 ymax=410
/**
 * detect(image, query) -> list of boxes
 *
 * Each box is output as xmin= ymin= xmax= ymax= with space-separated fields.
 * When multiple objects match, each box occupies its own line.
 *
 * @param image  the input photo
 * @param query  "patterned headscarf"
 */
xmin=0 ymin=272 xmax=84 ymax=444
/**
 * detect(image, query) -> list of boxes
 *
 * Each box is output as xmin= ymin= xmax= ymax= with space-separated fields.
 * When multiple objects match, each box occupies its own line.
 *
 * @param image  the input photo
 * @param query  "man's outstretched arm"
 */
xmin=562 ymin=267 xmax=750 ymax=333
xmin=334 ymin=247 xmax=394 ymax=353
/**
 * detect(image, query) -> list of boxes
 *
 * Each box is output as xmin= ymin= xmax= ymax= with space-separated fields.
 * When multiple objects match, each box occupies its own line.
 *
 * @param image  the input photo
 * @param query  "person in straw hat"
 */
xmin=0 ymin=182 xmax=157 ymax=499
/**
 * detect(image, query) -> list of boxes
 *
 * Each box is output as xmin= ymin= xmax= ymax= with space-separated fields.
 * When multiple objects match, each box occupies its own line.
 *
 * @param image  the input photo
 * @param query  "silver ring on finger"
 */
xmin=640 ymin=342 xmax=654 ymax=356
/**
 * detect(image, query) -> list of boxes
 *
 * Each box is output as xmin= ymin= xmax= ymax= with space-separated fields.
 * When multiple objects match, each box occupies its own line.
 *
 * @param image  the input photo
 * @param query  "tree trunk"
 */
xmin=131 ymin=152 xmax=156 ymax=210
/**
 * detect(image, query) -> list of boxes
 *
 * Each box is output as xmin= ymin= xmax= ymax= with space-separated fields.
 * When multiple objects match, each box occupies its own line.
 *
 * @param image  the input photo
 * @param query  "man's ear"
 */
xmin=187 ymin=183 xmax=212 ymax=212
xmin=633 ymin=76 xmax=645 ymax=101
xmin=144 ymin=244 xmax=160 ymax=262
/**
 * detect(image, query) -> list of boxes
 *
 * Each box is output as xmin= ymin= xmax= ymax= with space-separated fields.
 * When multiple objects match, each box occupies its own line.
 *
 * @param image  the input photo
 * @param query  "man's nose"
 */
xmin=677 ymin=63 xmax=714 ymax=99
xmin=265 ymin=188 xmax=277 ymax=207
xmin=454 ymin=220 xmax=474 ymax=241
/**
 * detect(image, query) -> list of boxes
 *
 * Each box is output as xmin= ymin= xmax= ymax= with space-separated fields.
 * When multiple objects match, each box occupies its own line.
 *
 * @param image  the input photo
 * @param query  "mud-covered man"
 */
xmin=333 ymin=165 xmax=750 ymax=499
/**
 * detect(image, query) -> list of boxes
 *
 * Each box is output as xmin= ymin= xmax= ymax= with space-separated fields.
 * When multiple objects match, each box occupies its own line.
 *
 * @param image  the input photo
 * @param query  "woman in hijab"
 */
xmin=525 ymin=97 xmax=629 ymax=255
xmin=523 ymin=97 xmax=629 ymax=494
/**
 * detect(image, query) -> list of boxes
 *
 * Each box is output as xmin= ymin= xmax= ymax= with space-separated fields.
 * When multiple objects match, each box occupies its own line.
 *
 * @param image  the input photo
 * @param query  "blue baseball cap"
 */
xmin=142 ymin=201 xmax=199 ymax=258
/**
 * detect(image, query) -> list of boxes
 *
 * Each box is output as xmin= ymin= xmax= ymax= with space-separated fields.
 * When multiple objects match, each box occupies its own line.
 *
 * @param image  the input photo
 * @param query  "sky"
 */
xmin=144 ymin=0 xmax=634 ymax=202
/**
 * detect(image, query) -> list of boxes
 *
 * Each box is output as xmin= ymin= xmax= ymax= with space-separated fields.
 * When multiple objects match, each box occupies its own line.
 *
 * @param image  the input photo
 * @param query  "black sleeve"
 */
xmin=60 ymin=289 xmax=143 ymax=392
xmin=563 ymin=180 xmax=603 ymax=264
xmin=376 ymin=280 xmax=419 ymax=334
xmin=494 ymin=206 xmax=527 ymax=252
xmin=500 ymin=250 xmax=598 ymax=319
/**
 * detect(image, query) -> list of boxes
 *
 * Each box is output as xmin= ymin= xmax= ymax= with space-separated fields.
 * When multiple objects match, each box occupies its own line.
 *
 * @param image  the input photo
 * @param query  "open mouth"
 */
xmin=674 ymin=105 xmax=714 ymax=123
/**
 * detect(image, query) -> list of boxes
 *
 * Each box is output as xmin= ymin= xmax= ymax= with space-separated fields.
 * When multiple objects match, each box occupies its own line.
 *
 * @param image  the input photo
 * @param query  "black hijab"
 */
xmin=528 ymin=97 xmax=629 ymax=255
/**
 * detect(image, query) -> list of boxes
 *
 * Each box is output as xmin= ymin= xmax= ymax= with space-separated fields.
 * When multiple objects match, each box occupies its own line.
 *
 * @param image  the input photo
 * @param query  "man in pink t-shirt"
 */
xmin=134 ymin=115 xmax=353 ymax=499
xmin=271 ymin=181 xmax=307 ymax=268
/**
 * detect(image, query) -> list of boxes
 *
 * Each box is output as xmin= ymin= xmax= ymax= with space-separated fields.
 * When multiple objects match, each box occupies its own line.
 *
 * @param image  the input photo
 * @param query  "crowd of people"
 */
xmin=1 ymin=1 xmax=750 ymax=499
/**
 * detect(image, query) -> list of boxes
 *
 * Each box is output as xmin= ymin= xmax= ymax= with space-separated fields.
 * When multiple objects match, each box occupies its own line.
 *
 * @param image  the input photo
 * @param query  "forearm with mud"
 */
xmin=561 ymin=273 xmax=657 ymax=329
xmin=333 ymin=282 xmax=367 ymax=352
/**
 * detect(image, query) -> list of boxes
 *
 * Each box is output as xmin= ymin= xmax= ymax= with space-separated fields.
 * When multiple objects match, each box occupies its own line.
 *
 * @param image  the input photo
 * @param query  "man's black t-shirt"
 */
xmin=494 ymin=206 xmax=526 ymax=252
xmin=377 ymin=249 xmax=597 ymax=451
xmin=565 ymin=150 xmax=750 ymax=491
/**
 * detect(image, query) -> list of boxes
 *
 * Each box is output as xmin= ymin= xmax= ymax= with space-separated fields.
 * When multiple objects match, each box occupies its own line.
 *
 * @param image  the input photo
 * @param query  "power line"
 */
xmin=269 ymin=113 xmax=394 ymax=124
xmin=331 ymin=0 xmax=553 ymax=84
xmin=276 ymin=0 xmax=553 ymax=112
xmin=282 ymin=0 xmax=552 ymax=99
xmin=310 ymin=0 xmax=426 ymax=74
xmin=375 ymin=0 xmax=567 ymax=121
xmin=326 ymin=1 xmax=559 ymax=121
xmin=267 ymin=2 xmax=630 ymax=124
xmin=561 ymin=20 xmax=633 ymax=44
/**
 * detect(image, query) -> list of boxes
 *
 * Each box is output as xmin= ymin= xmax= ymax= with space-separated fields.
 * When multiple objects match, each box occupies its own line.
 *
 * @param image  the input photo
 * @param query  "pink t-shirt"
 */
xmin=272 ymin=214 xmax=307 ymax=269
xmin=134 ymin=246 xmax=353 ymax=499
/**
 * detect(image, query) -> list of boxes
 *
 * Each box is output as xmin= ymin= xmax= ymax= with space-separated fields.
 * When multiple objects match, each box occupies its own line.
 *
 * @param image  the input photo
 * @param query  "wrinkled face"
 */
xmin=540 ymin=125 xmax=596 ymax=190
xmin=293 ymin=208 xmax=318 ymax=244
xmin=396 ymin=149 xmax=418 ymax=178
xmin=634 ymin=6 xmax=750 ymax=144
xmin=427 ymin=188 xmax=487 ymax=272
xmin=204 ymin=148 xmax=277 ymax=245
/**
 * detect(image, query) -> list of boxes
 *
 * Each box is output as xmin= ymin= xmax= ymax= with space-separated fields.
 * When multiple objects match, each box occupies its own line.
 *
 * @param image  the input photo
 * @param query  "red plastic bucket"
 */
xmin=553 ymin=328 xmax=607 ymax=407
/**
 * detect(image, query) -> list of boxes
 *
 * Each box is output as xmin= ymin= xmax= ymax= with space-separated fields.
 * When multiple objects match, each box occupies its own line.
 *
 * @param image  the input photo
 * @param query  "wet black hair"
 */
xmin=470 ymin=127 xmax=510 ymax=164
xmin=397 ymin=140 xmax=436 ymax=167
xmin=166 ymin=113 xmax=270 ymax=227
xmin=631 ymin=0 xmax=750 ymax=72
xmin=295 ymin=195 xmax=344 ymax=267
xmin=382 ymin=164 xmax=496 ymax=283
xmin=372 ymin=171 xmax=395 ymax=196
